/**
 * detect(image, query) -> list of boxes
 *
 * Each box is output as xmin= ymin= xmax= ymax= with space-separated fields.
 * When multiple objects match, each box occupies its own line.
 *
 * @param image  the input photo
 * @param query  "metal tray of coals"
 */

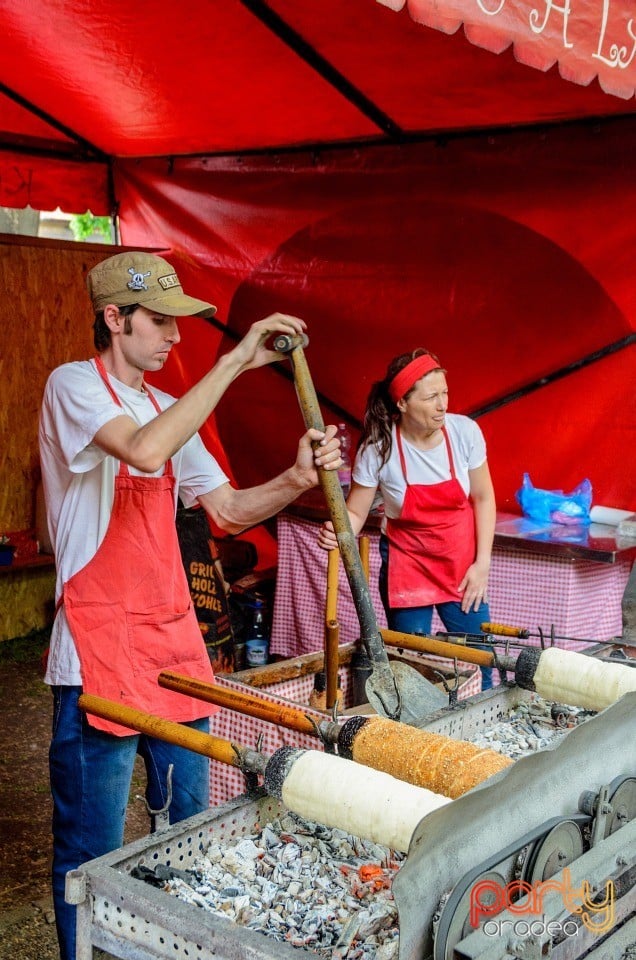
xmin=71 ymin=793 xmax=306 ymax=960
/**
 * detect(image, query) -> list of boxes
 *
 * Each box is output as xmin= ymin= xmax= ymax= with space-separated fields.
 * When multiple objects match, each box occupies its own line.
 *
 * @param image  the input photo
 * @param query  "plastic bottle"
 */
xmin=244 ymin=598 xmax=270 ymax=668
xmin=336 ymin=423 xmax=352 ymax=497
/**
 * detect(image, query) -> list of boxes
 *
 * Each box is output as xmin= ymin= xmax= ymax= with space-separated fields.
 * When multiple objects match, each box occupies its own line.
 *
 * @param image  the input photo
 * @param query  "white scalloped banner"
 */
xmin=376 ymin=0 xmax=636 ymax=98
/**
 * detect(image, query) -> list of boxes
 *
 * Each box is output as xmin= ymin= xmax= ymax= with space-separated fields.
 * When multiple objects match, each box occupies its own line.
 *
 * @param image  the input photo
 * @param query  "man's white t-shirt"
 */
xmin=353 ymin=414 xmax=487 ymax=530
xmin=39 ymin=359 xmax=229 ymax=686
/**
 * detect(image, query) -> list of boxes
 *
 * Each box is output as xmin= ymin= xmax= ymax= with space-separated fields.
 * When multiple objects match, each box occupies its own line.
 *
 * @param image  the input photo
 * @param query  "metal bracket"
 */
xmin=508 ymin=932 xmax=552 ymax=960
xmin=589 ymin=783 xmax=613 ymax=848
xmin=369 ymin=673 xmax=403 ymax=721
xmin=432 ymin=659 xmax=460 ymax=707
xmin=137 ymin=763 xmax=173 ymax=833
xmin=241 ymin=769 xmax=261 ymax=796
xmin=234 ymin=733 xmax=265 ymax=796
xmin=491 ymin=646 xmax=512 ymax=684
xmin=304 ymin=703 xmax=338 ymax=754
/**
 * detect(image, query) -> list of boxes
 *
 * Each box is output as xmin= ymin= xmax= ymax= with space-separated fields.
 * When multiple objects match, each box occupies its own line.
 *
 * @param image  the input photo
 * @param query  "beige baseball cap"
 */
xmin=87 ymin=252 xmax=217 ymax=318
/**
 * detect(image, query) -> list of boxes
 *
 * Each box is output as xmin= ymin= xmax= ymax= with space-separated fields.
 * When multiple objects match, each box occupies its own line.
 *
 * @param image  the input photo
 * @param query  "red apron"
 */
xmin=386 ymin=426 xmax=476 ymax=608
xmin=59 ymin=356 xmax=217 ymax=736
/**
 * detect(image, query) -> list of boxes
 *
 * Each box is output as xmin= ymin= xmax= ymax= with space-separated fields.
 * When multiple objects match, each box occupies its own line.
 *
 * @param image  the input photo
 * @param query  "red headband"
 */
xmin=388 ymin=354 xmax=441 ymax=403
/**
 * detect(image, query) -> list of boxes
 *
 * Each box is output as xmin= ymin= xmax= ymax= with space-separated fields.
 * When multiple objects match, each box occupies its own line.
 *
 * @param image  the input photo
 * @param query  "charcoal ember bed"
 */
xmin=152 ymin=811 xmax=403 ymax=958
xmin=468 ymin=697 xmax=595 ymax=759
xmin=154 ymin=696 xmax=593 ymax=958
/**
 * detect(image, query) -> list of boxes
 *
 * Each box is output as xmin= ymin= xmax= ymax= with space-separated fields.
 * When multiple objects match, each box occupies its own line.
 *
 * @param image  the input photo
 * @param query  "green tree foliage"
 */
xmin=69 ymin=211 xmax=113 ymax=242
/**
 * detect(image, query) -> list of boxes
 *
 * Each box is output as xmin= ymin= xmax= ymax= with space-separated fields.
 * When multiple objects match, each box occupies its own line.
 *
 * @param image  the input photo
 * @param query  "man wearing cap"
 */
xmin=39 ymin=251 xmax=341 ymax=960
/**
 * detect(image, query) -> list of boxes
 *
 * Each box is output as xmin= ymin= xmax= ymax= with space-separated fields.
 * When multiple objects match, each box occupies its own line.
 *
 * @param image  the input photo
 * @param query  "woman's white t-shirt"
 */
xmin=353 ymin=414 xmax=487 ymax=529
xmin=39 ymin=359 xmax=229 ymax=686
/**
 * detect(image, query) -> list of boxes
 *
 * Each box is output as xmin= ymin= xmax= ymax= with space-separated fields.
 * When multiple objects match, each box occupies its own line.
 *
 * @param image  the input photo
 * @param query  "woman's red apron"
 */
xmin=59 ymin=356 xmax=217 ymax=736
xmin=386 ymin=426 xmax=476 ymax=608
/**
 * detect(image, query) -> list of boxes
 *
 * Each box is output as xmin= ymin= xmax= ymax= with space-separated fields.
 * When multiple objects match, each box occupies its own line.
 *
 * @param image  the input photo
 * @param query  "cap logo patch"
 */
xmin=127 ymin=268 xmax=151 ymax=291
xmin=158 ymin=273 xmax=180 ymax=291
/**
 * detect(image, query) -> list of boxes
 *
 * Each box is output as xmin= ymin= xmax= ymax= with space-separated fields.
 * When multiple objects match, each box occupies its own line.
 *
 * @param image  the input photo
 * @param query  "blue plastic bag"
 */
xmin=515 ymin=473 xmax=592 ymax=525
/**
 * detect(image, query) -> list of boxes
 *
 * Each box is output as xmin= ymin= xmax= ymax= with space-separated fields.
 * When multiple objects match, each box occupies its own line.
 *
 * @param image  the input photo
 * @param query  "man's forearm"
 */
xmin=201 ymin=468 xmax=315 ymax=535
xmin=96 ymin=315 xmax=311 ymax=473
xmin=128 ymin=353 xmax=243 ymax=470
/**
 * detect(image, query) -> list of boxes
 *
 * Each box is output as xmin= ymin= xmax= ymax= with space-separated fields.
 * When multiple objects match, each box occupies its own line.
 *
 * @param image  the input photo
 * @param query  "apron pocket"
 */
xmin=126 ymin=606 xmax=198 ymax=676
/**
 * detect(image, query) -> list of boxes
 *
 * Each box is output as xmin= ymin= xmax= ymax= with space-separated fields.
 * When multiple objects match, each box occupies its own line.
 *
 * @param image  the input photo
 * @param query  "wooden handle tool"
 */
xmin=273 ymin=336 xmax=446 ymax=723
xmin=78 ymin=693 xmax=267 ymax=772
xmin=158 ymin=671 xmax=328 ymax=737
xmin=481 ymin=621 xmax=529 ymax=638
xmin=381 ymin=628 xmax=497 ymax=667
xmin=325 ymin=547 xmax=341 ymax=708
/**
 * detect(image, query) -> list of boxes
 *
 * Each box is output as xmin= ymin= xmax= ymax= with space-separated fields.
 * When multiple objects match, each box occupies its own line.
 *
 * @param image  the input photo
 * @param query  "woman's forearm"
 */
xmin=469 ymin=462 xmax=496 ymax=567
xmin=473 ymin=495 xmax=496 ymax=566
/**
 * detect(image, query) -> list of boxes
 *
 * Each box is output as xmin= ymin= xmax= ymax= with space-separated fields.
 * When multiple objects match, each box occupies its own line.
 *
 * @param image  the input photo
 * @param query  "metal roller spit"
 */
xmin=69 ymin=677 xmax=636 ymax=960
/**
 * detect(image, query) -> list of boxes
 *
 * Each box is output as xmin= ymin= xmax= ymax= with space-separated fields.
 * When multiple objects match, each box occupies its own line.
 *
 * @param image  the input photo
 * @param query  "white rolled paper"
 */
xmin=590 ymin=505 xmax=634 ymax=526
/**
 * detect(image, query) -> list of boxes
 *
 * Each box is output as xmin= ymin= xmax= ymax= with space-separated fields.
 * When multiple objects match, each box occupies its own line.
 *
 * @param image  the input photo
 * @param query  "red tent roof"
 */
xmin=0 ymin=0 xmax=633 ymax=213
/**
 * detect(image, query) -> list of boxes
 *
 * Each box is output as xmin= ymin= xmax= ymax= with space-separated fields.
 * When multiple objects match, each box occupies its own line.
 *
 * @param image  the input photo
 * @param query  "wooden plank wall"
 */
xmin=0 ymin=235 xmax=124 ymax=641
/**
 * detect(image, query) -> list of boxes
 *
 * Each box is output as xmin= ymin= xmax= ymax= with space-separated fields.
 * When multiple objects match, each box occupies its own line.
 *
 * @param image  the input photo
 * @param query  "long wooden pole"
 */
xmin=359 ymin=536 xmax=370 ymax=581
xmin=161 ymin=632 xmax=500 ymax=736
xmin=325 ymin=548 xmax=339 ymax=623
xmin=159 ymin=671 xmax=322 ymax=737
xmin=325 ymin=547 xmax=341 ymax=709
xmin=381 ymin=628 xmax=497 ymax=667
xmin=274 ymin=336 xmax=402 ymax=717
xmin=229 ymin=645 xmax=355 ymax=688
xmin=78 ymin=694 xmax=267 ymax=771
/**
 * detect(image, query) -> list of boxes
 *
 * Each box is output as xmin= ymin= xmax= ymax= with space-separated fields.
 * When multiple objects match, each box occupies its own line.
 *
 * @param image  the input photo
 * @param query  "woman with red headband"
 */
xmin=318 ymin=348 xmax=496 ymax=689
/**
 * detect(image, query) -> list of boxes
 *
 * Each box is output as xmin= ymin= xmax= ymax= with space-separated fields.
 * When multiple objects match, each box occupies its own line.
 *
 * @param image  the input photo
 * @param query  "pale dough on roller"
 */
xmin=533 ymin=647 xmax=636 ymax=711
xmin=280 ymin=750 xmax=450 ymax=853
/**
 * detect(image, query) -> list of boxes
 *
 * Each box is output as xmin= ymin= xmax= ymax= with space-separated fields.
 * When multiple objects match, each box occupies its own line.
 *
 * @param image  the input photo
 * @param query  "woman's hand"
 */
xmin=317 ymin=519 xmax=339 ymax=551
xmin=317 ymin=484 xmax=377 ymax=550
xmin=458 ymin=560 xmax=490 ymax=613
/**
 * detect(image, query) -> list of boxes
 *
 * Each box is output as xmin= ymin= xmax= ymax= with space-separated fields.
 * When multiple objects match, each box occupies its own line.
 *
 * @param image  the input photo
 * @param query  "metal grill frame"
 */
xmin=71 ymin=792 xmax=305 ymax=960
xmin=71 ymin=686 xmax=635 ymax=960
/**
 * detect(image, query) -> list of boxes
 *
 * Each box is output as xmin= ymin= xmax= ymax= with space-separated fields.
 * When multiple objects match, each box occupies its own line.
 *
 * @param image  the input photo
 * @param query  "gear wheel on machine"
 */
xmin=435 ymin=870 xmax=506 ymax=960
xmin=521 ymin=820 xmax=585 ymax=884
xmin=605 ymin=777 xmax=636 ymax=837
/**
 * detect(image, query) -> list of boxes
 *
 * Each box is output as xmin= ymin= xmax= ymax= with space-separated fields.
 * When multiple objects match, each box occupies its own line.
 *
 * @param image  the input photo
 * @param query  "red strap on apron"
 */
xmin=385 ymin=426 xmax=476 ymax=607
xmin=95 ymin=354 xmax=163 ymax=418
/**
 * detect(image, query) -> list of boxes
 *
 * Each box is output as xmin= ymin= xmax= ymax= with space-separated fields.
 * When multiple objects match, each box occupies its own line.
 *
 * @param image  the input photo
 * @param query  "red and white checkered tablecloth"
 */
xmin=208 ymin=674 xmax=325 ymax=807
xmin=488 ymin=547 xmax=630 ymax=644
xmin=270 ymin=514 xmax=630 ymax=657
xmin=270 ymin=516 xmax=387 ymax=657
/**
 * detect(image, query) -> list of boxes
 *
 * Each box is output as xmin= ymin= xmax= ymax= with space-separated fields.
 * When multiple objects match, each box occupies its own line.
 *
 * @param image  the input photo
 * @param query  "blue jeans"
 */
xmin=378 ymin=536 xmax=493 ymax=691
xmin=50 ymin=686 xmax=210 ymax=960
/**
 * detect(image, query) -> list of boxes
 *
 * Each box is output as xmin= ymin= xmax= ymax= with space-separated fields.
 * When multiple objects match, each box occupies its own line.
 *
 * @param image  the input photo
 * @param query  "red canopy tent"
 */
xmin=0 ymin=0 xmax=634 ymax=551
